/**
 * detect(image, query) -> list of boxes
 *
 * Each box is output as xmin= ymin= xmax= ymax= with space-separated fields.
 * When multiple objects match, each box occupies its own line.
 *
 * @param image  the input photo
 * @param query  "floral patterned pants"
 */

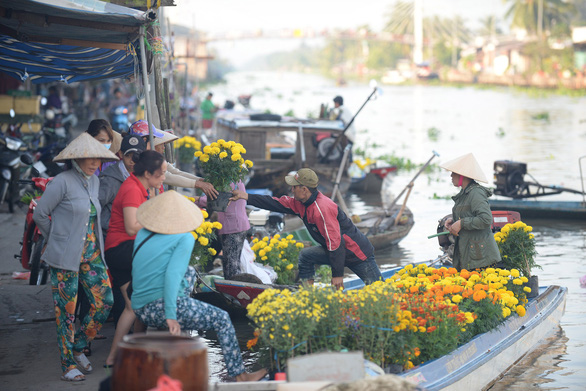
xmin=220 ymin=231 xmax=247 ymax=280
xmin=134 ymin=268 xmax=246 ymax=378
xmin=50 ymin=254 xmax=113 ymax=373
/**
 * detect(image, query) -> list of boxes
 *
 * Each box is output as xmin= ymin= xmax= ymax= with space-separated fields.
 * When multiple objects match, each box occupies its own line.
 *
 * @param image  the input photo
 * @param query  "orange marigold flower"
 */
xmin=427 ymin=325 xmax=437 ymax=333
xmin=473 ymin=290 xmax=487 ymax=302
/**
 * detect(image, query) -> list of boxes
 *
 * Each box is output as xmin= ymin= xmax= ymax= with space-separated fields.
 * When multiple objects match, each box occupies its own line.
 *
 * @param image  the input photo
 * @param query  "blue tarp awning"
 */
xmin=0 ymin=0 xmax=153 ymax=83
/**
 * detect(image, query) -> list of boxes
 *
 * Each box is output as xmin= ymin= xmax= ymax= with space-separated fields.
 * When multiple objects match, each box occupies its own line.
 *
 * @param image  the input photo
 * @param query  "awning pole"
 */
xmin=139 ymin=25 xmax=155 ymax=150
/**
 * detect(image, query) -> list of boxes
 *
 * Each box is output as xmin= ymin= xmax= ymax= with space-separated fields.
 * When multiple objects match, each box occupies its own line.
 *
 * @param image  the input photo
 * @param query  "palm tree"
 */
xmin=478 ymin=15 xmax=503 ymax=37
xmin=505 ymin=0 xmax=575 ymax=38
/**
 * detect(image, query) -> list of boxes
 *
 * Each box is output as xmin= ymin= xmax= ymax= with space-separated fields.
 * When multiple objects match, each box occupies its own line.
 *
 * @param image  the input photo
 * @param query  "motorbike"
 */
xmin=15 ymin=154 xmax=52 ymax=285
xmin=110 ymin=105 xmax=129 ymax=133
xmin=0 ymin=132 xmax=30 ymax=213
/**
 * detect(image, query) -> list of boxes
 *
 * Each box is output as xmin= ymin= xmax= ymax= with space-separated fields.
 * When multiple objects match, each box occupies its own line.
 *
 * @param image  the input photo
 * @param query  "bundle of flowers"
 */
xmin=186 ymin=206 xmax=223 ymax=269
xmin=250 ymin=234 xmax=304 ymax=285
xmin=194 ymin=139 xmax=253 ymax=193
xmin=246 ymin=264 xmax=529 ymax=372
xmin=173 ymin=136 xmax=202 ymax=164
xmin=494 ymin=221 xmax=539 ymax=278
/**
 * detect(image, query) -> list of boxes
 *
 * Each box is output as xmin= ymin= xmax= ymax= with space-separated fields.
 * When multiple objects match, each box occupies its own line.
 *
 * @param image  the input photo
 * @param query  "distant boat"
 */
xmin=489 ymin=199 xmax=586 ymax=220
xmin=214 ymin=112 xmax=353 ymax=197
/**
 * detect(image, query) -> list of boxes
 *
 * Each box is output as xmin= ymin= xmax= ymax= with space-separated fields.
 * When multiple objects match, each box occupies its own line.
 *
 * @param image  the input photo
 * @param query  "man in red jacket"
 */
xmin=231 ymin=168 xmax=381 ymax=289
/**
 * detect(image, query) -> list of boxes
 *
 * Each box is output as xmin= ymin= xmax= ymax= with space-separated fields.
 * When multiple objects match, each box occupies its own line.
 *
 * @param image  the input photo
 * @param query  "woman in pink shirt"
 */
xmin=196 ymin=180 xmax=249 ymax=279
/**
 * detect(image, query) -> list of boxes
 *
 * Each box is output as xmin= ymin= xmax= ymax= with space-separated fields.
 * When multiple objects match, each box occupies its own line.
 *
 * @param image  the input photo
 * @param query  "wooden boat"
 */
xmin=489 ymin=159 xmax=586 ymax=219
xmin=283 ymin=205 xmax=414 ymax=252
xmin=208 ymin=259 xmax=567 ymax=390
xmin=348 ymin=165 xmax=397 ymax=194
xmin=489 ymin=199 xmax=586 ymax=220
xmin=214 ymin=113 xmax=352 ymax=197
xmin=344 ymin=265 xmax=568 ymax=391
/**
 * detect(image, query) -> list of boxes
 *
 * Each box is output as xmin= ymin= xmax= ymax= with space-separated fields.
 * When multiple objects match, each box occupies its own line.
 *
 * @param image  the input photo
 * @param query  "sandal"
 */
xmin=82 ymin=343 xmax=92 ymax=356
xmin=61 ymin=368 xmax=85 ymax=382
xmin=73 ymin=352 xmax=93 ymax=373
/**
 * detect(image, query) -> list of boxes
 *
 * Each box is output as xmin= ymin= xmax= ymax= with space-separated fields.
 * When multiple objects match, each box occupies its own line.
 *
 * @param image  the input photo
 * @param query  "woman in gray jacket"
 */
xmin=33 ymin=133 xmax=119 ymax=382
xmin=441 ymin=153 xmax=501 ymax=271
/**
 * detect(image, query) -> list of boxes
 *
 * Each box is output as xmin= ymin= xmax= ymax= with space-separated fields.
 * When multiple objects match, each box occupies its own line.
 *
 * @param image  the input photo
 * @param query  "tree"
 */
xmin=505 ymin=0 xmax=575 ymax=38
xmin=477 ymin=15 xmax=503 ymax=37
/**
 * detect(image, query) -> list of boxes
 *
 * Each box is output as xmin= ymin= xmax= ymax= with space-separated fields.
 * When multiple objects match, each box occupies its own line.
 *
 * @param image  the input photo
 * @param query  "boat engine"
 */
xmin=248 ymin=209 xmax=285 ymax=239
xmin=494 ymin=160 xmax=527 ymax=198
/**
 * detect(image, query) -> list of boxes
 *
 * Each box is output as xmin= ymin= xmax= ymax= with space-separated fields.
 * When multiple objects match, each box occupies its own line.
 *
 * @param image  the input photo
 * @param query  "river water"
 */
xmin=198 ymin=71 xmax=586 ymax=388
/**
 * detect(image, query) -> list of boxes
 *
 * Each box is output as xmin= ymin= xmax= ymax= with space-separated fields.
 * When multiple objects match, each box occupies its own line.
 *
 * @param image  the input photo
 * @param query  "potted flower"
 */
xmin=195 ymin=139 xmax=253 ymax=212
xmin=173 ymin=136 xmax=202 ymax=171
xmin=187 ymin=206 xmax=222 ymax=270
xmin=250 ymin=234 xmax=304 ymax=285
xmin=494 ymin=221 xmax=540 ymax=297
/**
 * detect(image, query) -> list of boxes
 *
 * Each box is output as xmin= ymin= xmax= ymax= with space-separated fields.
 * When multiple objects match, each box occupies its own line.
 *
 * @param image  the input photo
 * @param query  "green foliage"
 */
xmin=315 ymin=265 xmax=332 ymax=283
xmin=284 ymin=109 xmax=295 ymax=117
xmin=531 ymin=111 xmax=550 ymax=121
xmin=427 ymin=127 xmax=441 ymax=141
xmin=20 ymin=191 xmax=42 ymax=205
xmin=494 ymin=221 xmax=540 ymax=278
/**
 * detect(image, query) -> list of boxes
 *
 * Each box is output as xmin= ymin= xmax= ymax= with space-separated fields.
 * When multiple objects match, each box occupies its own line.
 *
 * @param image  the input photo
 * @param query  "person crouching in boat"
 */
xmin=441 ymin=153 xmax=501 ymax=271
xmin=230 ymin=168 xmax=381 ymax=290
xmin=130 ymin=191 xmax=267 ymax=382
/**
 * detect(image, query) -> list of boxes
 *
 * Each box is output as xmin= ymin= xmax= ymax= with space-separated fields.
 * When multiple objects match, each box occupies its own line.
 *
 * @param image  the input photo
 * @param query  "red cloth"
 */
xmin=202 ymin=119 xmax=213 ymax=129
xmin=105 ymin=173 xmax=148 ymax=251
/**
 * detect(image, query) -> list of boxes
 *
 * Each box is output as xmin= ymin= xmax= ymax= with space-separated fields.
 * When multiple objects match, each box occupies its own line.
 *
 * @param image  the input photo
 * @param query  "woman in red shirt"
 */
xmin=103 ymin=150 xmax=166 ymax=367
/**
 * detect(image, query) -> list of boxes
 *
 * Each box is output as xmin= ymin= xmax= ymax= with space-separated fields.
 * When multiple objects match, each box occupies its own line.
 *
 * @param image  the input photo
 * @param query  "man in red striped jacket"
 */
xmin=231 ymin=168 xmax=381 ymax=290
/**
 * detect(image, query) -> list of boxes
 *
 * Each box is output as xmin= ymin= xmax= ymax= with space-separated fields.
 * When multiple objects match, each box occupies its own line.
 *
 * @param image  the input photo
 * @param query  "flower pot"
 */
xmin=524 ymin=275 xmax=539 ymax=298
xmin=208 ymin=191 xmax=231 ymax=212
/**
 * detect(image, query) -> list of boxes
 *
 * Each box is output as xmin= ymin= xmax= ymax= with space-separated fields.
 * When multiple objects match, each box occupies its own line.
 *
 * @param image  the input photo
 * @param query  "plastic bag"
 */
xmin=240 ymin=240 xmax=277 ymax=284
xmin=147 ymin=374 xmax=182 ymax=391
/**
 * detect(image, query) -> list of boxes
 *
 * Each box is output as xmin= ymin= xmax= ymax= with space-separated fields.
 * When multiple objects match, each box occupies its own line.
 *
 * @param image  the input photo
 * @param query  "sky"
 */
xmin=163 ymin=0 xmax=509 ymax=66
xmin=164 ymin=0 xmax=508 ymax=34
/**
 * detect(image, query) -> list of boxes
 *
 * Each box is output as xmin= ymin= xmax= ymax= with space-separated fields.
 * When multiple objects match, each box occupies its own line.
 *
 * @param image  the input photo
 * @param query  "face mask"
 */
xmin=103 ymin=143 xmax=112 ymax=150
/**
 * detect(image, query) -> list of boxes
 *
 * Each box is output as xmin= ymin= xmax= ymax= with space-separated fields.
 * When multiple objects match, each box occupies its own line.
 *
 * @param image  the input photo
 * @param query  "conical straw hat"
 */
xmin=440 ymin=153 xmax=488 ymax=183
xmin=53 ymin=133 xmax=119 ymax=162
xmin=136 ymin=190 xmax=204 ymax=234
xmin=154 ymin=130 xmax=179 ymax=147
xmin=110 ymin=131 xmax=123 ymax=155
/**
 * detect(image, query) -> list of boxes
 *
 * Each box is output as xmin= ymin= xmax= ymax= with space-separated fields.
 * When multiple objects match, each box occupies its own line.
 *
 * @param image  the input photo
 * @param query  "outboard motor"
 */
xmin=494 ymin=160 xmax=527 ymax=198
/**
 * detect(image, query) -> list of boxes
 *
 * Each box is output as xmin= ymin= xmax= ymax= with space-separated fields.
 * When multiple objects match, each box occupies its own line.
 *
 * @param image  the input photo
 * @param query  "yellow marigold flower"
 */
xmin=231 ymin=153 xmax=241 ymax=161
xmin=524 ymin=226 xmax=533 ymax=232
xmin=528 ymin=234 xmax=534 ymax=239
xmin=208 ymin=248 xmax=217 ymax=256
xmin=516 ymin=306 xmax=526 ymax=317
xmin=523 ymin=286 xmax=532 ymax=293
xmin=418 ymin=326 xmax=426 ymax=333
xmin=259 ymin=250 xmax=266 ymax=257
xmin=194 ymin=151 xmax=203 ymax=158
xmin=510 ymin=269 xmax=520 ymax=278
xmin=217 ymin=139 xmax=226 ymax=145
xmin=190 ymin=232 xmax=198 ymax=240
xmin=282 ymin=325 xmax=289 ymax=330
xmin=296 ymin=242 xmax=304 ymax=248
xmin=212 ymin=222 xmax=222 ymax=229
xmin=286 ymin=235 xmax=293 ymax=240
xmin=286 ymin=264 xmax=294 ymax=270
xmin=203 ymin=145 xmax=212 ymax=154
xmin=198 ymin=237 xmax=209 ymax=246
xmin=253 ymin=238 xmax=259 ymax=243
xmin=502 ymin=307 xmax=511 ymax=317
xmin=200 ymin=154 xmax=210 ymax=163
xmin=452 ymin=294 xmax=462 ymax=303
xmin=211 ymin=147 xmax=220 ymax=155
xmin=196 ymin=227 xmax=204 ymax=234
xmin=202 ymin=210 xmax=209 ymax=219
xmin=219 ymin=151 xmax=228 ymax=159
xmin=512 ymin=278 xmax=523 ymax=285
xmin=520 ymin=276 xmax=528 ymax=283
xmin=261 ymin=256 xmax=267 ymax=261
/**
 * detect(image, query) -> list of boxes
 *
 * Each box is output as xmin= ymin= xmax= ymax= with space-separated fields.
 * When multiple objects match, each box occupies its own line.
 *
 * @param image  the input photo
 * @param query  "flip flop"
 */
xmin=73 ymin=352 xmax=93 ymax=373
xmin=61 ymin=368 xmax=85 ymax=382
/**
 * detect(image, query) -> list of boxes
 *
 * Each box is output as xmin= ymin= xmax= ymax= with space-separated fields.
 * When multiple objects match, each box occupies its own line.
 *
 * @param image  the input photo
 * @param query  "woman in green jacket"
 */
xmin=441 ymin=153 xmax=501 ymax=271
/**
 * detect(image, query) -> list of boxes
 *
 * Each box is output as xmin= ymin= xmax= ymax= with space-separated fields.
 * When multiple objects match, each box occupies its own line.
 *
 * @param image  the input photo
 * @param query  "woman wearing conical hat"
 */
xmin=33 ymin=133 xmax=118 ymax=382
xmin=440 ymin=153 xmax=501 ymax=271
xmin=130 ymin=191 xmax=267 ymax=382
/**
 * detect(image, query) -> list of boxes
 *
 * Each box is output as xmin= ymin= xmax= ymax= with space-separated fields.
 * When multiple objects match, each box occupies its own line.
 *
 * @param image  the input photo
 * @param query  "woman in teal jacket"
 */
xmin=441 ymin=153 xmax=501 ymax=271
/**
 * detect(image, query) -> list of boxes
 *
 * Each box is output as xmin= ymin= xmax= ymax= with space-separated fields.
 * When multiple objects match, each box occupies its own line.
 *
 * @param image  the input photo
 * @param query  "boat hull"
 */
xmin=401 ymin=285 xmax=567 ymax=390
xmin=489 ymin=199 xmax=586 ymax=220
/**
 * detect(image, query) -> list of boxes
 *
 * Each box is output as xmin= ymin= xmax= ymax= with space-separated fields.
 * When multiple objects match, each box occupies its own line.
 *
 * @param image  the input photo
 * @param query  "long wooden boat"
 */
xmin=283 ymin=206 xmax=414 ymax=252
xmin=215 ymin=113 xmax=352 ymax=197
xmin=348 ymin=166 xmax=397 ymax=194
xmin=489 ymin=199 xmax=586 ymax=220
xmin=208 ymin=260 xmax=567 ymax=390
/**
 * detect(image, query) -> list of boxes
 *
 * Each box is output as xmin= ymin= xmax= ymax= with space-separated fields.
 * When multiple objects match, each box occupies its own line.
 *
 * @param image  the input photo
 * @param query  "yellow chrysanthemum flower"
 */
xmin=200 ymin=154 xmax=210 ymax=163
xmin=219 ymin=151 xmax=228 ymax=159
